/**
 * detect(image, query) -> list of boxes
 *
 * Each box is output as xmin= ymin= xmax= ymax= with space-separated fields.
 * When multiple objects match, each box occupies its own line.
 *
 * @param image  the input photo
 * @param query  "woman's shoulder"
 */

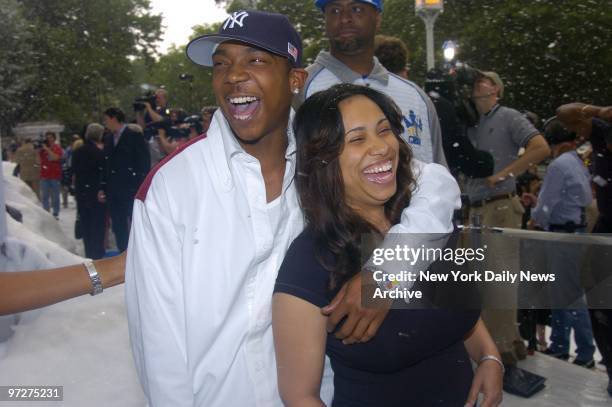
xmin=275 ymin=227 xmax=332 ymax=308
xmin=286 ymin=226 xmax=317 ymax=252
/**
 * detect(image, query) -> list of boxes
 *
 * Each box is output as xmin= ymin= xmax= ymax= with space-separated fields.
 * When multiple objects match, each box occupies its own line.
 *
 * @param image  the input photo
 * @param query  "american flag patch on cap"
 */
xmin=287 ymin=42 xmax=298 ymax=62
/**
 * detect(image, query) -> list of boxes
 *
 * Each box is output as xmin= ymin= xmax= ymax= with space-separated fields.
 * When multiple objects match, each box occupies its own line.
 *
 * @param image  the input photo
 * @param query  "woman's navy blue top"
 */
xmin=274 ymin=229 xmax=480 ymax=407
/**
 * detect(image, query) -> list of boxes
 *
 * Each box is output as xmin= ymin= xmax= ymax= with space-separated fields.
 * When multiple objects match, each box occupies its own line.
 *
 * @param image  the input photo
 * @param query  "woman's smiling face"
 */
xmin=338 ymin=95 xmax=400 ymax=214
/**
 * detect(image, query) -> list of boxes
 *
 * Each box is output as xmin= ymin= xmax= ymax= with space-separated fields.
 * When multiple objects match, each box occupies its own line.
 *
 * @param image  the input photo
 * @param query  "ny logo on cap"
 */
xmin=223 ymin=11 xmax=249 ymax=30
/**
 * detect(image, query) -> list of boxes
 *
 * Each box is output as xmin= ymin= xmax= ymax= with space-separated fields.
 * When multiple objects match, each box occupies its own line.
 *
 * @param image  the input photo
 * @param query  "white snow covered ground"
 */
xmin=0 ymin=161 xmax=610 ymax=406
xmin=0 ymin=162 xmax=145 ymax=406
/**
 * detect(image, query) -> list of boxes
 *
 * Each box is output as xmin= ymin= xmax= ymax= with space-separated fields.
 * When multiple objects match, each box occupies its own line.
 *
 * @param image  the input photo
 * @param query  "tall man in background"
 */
xmin=465 ymin=71 xmax=550 ymax=368
xmin=100 ymin=107 xmax=150 ymax=252
xmin=300 ymin=0 xmax=446 ymax=165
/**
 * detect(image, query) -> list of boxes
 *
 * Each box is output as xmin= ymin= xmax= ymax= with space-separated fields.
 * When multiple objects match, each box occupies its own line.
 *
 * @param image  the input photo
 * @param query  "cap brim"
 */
xmin=186 ymin=35 xmax=227 ymax=67
xmin=186 ymin=34 xmax=293 ymax=67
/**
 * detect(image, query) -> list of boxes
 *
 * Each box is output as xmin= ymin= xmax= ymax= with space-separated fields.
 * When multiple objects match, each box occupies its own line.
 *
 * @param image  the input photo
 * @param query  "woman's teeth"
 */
xmin=363 ymin=161 xmax=392 ymax=174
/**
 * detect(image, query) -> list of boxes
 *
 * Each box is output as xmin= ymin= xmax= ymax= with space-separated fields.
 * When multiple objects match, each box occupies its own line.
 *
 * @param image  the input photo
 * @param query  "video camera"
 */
xmin=425 ymin=64 xmax=494 ymax=179
xmin=133 ymin=92 xmax=156 ymax=112
xmin=153 ymin=114 xmax=202 ymax=140
xmin=32 ymin=134 xmax=45 ymax=149
xmin=426 ymin=63 xmax=483 ymax=128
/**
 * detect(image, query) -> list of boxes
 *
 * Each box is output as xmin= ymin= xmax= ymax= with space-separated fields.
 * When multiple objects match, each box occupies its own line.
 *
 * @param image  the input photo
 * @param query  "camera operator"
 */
xmin=424 ymin=68 xmax=494 ymax=179
xmin=147 ymin=88 xmax=170 ymax=123
xmin=133 ymin=88 xmax=170 ymax=139
xmin=463 ymin=71 xmax=550 ymax=374
xmin=154 ymin=114 xmax=202 ymax=156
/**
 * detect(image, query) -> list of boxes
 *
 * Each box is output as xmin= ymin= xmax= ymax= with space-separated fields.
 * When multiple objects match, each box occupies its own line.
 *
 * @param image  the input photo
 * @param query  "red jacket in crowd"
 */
xmin=39 ymin=144 xmax=64 ymax=180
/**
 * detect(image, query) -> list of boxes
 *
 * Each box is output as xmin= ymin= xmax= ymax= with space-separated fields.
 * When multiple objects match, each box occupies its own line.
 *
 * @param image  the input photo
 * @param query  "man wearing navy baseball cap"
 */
xmin=126 ymin=9 xmax=461 ymax=407
xmin=186 ymin=10 xmax=303 ymax=68
xmin=127 ymin=10 xmax=315 ymax=407
xmin=299 ymin=0 xmax=446 ymax=167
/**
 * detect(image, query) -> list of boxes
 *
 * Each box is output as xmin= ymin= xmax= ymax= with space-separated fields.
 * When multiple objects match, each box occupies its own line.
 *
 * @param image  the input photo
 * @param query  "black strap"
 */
xmin=548 ymin=207 xmax=587 ymax=233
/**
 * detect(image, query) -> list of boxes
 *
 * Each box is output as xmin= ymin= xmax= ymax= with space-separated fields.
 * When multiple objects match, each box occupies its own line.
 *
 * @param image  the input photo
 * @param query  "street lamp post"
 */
xmin=415 ymin=0 xmax=444 ymax=71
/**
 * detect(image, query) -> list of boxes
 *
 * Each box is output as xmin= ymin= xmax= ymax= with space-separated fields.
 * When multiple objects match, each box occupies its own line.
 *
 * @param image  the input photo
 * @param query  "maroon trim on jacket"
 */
xmin=135 ymin=134 xmax=207 ymax=202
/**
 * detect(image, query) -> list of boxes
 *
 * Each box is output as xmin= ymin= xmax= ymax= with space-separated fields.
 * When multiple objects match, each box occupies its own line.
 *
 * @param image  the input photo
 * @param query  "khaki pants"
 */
xmin=470 ymin=196 xmax=525 ymax=364
xmin=23 ymin=178 xmax=40 ymax=199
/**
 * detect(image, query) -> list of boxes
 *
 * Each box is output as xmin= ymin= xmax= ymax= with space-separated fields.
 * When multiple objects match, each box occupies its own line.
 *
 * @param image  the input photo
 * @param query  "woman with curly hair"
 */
xmin=273 ymin=84 xmax=501 ymax=406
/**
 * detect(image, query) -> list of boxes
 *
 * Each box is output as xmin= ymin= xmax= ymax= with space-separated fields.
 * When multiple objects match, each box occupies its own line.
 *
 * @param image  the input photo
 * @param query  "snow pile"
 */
xmin=0 ymin=162 xmax=146 ymax=405
xmin=3 ymin=161 xmax=79 ymax=255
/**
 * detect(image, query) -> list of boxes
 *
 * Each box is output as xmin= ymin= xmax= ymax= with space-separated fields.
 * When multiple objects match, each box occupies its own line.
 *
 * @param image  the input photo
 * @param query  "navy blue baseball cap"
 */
xmin=315 ymin=0 xmax=383 ymax=12
xmin=186 ymin=10 xmax=302 ymax=68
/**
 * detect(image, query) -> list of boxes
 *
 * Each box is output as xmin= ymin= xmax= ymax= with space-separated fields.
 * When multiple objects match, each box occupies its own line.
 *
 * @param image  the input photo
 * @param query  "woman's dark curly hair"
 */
xmin=294 ymin=84 xmax=416 ymax=289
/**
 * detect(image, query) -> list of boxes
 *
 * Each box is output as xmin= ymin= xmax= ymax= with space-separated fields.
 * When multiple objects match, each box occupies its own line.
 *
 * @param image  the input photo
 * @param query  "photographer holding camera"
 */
xmin=134 ymin=88 xmax=170 ymax=139
xmin=155 ymin=114 xmax=202 ymax=156
xmin=145 ymin=88 xmax=169 ymax=124
xmin=38 ymin=131 xmax=64 ymax=219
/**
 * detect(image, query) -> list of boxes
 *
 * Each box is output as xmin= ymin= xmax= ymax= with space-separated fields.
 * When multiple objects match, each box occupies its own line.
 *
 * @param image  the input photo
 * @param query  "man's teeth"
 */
xmin=229 ymin=96 xmax=258 ymax=104
xmin=363 ymin=161 xmax=392 ymax=174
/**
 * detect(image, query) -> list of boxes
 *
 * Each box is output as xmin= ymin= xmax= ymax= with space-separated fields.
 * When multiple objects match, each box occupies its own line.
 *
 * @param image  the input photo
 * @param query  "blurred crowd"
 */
xmin=6 ymin=88 xmax=216 ymax=260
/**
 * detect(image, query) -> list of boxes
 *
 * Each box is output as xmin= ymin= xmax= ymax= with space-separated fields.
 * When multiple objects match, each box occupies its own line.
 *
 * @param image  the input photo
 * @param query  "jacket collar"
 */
xmin=207 ymin=110 xmax=297 ymax=191
xmin=314 ymin=51 xmax=389 ymax=85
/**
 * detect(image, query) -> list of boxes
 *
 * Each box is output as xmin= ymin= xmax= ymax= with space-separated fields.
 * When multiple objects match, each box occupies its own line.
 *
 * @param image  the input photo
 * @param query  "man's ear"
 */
xmin=375 ymin=12 xmax=382 ymax=32
xmin=289 ymin=68 xmax=308 ymax=93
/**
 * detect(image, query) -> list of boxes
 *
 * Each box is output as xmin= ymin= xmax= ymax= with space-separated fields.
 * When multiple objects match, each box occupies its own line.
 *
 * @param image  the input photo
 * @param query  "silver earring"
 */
xmin=292 ymin=88 xmax=300 ymax=95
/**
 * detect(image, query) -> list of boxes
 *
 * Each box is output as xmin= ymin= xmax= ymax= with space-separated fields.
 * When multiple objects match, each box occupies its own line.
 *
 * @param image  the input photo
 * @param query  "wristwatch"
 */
xmin=83 ymin=259 xmax=103 ymax=296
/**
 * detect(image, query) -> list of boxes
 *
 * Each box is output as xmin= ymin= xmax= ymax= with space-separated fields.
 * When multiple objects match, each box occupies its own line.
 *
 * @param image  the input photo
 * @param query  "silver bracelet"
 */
xmin=83 ymin=259 xmax=103 ymax=296
xmin=479 ymin=355 xmax=505 ymax=373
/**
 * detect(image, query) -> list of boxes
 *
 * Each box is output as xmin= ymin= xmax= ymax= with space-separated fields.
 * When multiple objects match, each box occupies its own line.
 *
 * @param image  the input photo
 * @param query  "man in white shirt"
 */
xmin=300 ymin=0 xmax=446 ymax=165
xmin=126 ymin=10 xmax=460 ymax=406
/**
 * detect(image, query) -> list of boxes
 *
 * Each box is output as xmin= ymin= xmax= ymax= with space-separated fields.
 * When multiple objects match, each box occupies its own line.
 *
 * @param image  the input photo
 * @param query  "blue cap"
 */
xmin=187 ymin=10 xmax=302 ymax=67
xmin=315 ymin=0 xmax=383 ymax=12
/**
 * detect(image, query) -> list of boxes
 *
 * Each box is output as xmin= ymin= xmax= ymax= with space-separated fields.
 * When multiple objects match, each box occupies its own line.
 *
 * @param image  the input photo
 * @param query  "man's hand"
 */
xmin=526 ymin=219 xmax=542 ymax=231
xmin=485 ymin=172 xmax=509 ymax=188
xmin=520 ymin=192 xmax=537 ymax=208
xmin=464 ymin=359 xmax=503 ymax=407
xmin=598 ymin=106 xmax=612 ymax=122
xmin=321 ymin=272 xmax=391 ymax=345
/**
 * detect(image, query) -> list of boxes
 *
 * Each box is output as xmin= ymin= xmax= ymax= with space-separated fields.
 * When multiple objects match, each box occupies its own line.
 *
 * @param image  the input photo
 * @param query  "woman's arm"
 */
xmin=273 ymin=293 xmax=328 ymax=407
xmin=0 ymin=253 xmax=126 ymax=316
xmin=463 ymin=318 xmax=503 ymax=407
xmin=464 ymin=318 xmax=500 ymax=362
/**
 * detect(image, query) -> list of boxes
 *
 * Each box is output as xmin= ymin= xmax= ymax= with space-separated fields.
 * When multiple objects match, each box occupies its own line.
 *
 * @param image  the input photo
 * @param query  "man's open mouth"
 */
xmin=227 ymin=96 xmax=261 ymax=121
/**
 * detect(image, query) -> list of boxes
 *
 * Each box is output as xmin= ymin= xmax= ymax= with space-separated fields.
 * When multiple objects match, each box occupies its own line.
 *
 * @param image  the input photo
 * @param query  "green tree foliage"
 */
xmin=16 ymin=0 xmax=162 ymax=131
xmin=256 ymin=0 xmax=326 ymax=64
xmin=215 ymin=0 xmax=611 ymax=119
xmin=436 ymin=0 xmax=612 ymax=118
xmin=0 ymin=0 xmax=36 ymax=136
xmin=135 ymin=22 xmax=221 ymax=115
